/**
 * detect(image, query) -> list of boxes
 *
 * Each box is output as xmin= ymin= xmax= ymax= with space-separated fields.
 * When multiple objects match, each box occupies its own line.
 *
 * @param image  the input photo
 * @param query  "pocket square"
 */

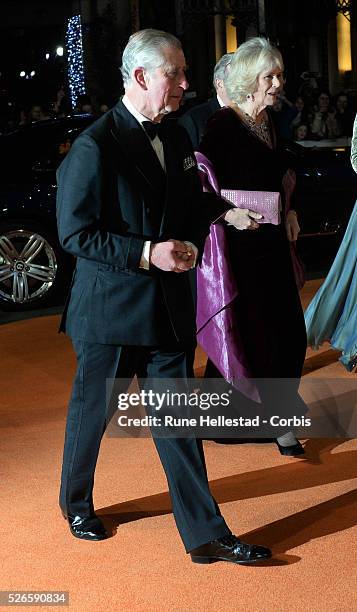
xmin=183 ymin=156 xmax=196 ymax=171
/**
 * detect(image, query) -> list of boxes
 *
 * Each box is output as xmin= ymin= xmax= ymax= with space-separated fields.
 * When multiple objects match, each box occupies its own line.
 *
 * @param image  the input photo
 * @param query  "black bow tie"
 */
xmin=142 ymin=121 xmax=164 ymax=141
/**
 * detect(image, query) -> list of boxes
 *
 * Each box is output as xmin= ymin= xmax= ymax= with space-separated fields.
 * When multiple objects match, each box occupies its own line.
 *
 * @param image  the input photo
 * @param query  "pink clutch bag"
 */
xmin=220 ymin=189 xmax=281 ymax=225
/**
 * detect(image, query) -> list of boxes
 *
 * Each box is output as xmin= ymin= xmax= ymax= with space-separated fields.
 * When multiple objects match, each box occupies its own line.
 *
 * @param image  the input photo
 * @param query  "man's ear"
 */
xmin=133 ymin=67 xmax=148 ymax=90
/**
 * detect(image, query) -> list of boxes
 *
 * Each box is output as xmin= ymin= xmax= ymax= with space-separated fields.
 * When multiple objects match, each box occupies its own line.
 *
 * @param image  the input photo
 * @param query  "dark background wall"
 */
xmin=0 ymin=0 xmax=356 ymax=115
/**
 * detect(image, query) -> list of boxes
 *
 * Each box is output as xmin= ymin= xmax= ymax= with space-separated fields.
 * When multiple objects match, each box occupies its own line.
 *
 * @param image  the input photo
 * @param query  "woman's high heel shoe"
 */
xmin=276 ymin=439 xmax=305 ymax=456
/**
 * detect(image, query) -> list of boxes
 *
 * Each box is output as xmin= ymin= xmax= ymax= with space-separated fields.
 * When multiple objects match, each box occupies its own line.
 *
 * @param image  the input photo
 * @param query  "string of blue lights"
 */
xmin=66 ymin=15 xmax=86 ymax=110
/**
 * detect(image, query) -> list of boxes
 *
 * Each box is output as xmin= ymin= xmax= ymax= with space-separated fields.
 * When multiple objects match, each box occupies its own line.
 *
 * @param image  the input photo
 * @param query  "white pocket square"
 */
xmin=183 ymin=156 xmax=196 ymax=171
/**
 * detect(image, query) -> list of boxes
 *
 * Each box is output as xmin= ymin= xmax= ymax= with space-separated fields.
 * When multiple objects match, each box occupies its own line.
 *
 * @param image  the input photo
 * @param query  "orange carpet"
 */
xmin=1 ymin=279 xmax=357 ymax=612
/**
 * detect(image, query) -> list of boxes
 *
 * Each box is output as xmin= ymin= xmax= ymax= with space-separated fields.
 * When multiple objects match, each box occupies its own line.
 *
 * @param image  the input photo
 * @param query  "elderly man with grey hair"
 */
xmin=179 ymin=52 xmax=233 ymax=150
xmin=56 ymin=29 xmax=271 ymax=565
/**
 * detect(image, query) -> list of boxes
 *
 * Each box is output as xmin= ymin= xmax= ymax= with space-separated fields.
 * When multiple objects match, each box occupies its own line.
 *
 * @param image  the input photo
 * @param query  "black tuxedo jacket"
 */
xmin=179 ymin=97 xmax=220 ymax=150
xmin=56 ymin=101 xmax=228 ymax=345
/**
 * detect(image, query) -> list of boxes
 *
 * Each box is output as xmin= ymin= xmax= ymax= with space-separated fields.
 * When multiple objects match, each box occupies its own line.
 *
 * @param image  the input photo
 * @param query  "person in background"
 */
xmin=76 ymin=94 xmax=94 ymax=115
xmin=294 ymin=123 xmax=308 ymax=141
xmin=310 ymin=91 xmax=340 ymax=139
xmin=290 ymin=96 xmax=311 ymax=133
xmin=334 ymin=92 xmax=354 ymax=137
xmin=99 ymin=103 xmax=109 ymax=114
xmin=305 ymin=112 xmax=357 ymax=372
xmin=29 ymin=104 xmax=50 ymax=122
xmin=196 ymin=37 xmax=308 ymax=456
xmin=298 ymin=70 xmax=320 ymax=109
xmin=179 ymin=52 xmax=233 ymax=150
xmin=18 ymin=108 xmax=29 ymax=126
xmin=53 ymin=87 xmax=71 ymax=117
xmin=271 ymin=93 xmax=298 ymax=140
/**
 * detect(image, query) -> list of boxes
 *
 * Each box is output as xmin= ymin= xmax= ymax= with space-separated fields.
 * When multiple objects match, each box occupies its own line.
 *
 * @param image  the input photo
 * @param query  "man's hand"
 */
xmin=150 ymin=239 xmax=195 ymax=272
xmin=224 ymin=208 xmax=262 ymax=230
xmin=285 ymin=210 xmax=300 ymax=242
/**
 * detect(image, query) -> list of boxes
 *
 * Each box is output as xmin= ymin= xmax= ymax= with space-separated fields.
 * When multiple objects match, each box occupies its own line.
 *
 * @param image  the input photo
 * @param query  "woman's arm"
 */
xmin=351 ymin=114 xmax=357 ymax=174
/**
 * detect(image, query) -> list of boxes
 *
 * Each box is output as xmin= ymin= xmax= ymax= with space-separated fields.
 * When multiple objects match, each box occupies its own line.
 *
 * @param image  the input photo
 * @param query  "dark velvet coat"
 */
xmin=198 ymin=107 xmax=307 ymax=383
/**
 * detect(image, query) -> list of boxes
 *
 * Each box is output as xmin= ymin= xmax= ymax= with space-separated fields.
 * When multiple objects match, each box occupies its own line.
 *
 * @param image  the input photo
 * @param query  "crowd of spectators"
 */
xmin=0 ymin=88 xmax=110 ymax=134
xmin=1 ymin=74 xmax=356 ymax=143
xmin=272 ymin=89 xmax=356 ymax=142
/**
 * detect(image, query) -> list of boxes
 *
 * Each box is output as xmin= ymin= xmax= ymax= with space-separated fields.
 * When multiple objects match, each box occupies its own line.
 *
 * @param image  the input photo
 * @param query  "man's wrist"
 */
xmin=139 ymin=240 xmax=151 ymax=269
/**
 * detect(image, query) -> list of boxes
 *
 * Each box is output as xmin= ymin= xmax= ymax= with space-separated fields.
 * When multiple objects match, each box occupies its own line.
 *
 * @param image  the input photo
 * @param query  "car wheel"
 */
xmin=0 ymin=223 xmax=71 ymax=311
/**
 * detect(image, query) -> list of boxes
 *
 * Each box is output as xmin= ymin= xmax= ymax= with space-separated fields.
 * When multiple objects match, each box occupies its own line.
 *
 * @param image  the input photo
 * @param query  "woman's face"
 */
xmin=252 ymin=65 xmax=284 ymax=109
xmin=296 ymin=124 xmax=308 ymax=140
xmin=336 ymin=95 xmax=348 ymax=112
xmin=318 ymin=93 xmax=330 ymax=111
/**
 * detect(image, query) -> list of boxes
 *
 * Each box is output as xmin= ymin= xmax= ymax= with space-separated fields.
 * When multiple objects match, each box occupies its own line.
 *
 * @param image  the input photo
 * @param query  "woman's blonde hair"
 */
xmin=226 ymin=37 xmax=284 ymax=104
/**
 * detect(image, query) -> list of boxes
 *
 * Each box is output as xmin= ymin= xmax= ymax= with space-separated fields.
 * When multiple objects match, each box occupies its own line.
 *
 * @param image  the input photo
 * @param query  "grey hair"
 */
xmin=213 ymin=52 xmax=234 ymax=90
xmin=226 ymin=37 xmax=284 ymax=104
xmin=120 ymin=29 xmax=182 ymax=86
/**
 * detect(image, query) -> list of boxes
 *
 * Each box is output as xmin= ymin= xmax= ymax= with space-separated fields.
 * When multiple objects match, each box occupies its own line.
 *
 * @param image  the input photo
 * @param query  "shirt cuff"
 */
xmin=139 ymin=240 xmax=151 ymax=269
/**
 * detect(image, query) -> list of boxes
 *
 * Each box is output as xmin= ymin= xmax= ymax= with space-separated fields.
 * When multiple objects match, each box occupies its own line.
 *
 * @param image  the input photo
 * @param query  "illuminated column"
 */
xmin=226 ymin=16 xmax=237 ymax=53
xmin=214 ymin=14 xmax=226 ymax=62
xmin=351 ymin=19 xmax=357 ymax=90
xmin=336 ymin=12 xmax=352 ymax=73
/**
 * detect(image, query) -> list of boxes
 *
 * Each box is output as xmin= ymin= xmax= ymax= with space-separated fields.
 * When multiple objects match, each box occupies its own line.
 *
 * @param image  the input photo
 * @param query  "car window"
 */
xmin=1 ymin=122 xmax=88 ymax=182
xmin=31 ymin=126 xmax=84 ymax=173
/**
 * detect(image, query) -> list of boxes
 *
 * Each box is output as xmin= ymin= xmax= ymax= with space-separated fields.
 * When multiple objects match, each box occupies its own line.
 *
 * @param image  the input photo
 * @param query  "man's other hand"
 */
xmin=224 ymin=208 xmax=262 ymax=230
xmin=150 ymin=240 xmax=195 ymax=272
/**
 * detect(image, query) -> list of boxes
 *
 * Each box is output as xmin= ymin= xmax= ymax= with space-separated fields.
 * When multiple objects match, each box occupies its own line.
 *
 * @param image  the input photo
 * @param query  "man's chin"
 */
xmin=165 ymin=100 xmax=181 ymax=113
xmin=156 ymin=102 xmax=181 ymax=118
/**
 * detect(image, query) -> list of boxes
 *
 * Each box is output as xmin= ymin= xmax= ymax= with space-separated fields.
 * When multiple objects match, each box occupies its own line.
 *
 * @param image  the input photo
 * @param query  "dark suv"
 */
xmin=0 ymin=116 xmax=356 ymax=310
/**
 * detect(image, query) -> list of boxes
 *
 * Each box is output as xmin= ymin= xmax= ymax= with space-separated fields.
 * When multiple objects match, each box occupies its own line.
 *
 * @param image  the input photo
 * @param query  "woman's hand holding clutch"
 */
xmin=285 ymin=210 xmax=300 ymax=242
xmin=224 ymin=208 xmax=262 ymax=230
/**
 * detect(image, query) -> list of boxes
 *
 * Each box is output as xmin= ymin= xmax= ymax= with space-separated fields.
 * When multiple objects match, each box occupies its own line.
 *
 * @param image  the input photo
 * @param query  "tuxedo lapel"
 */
xmin=110 ymin=101 xmax=166 ymax=194
xmin=160 ymin=127 xmax=184 ymax=235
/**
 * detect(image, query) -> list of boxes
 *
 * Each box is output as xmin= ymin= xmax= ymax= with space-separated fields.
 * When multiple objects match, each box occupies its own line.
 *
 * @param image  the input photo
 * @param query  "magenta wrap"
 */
xmin=195 ymin=152 xmax=305 ymax=402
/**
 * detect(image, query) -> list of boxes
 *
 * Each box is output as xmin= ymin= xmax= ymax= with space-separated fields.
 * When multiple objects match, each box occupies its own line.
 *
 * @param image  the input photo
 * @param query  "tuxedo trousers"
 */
xmin=59 ymin=339 xmax=230 ymax=551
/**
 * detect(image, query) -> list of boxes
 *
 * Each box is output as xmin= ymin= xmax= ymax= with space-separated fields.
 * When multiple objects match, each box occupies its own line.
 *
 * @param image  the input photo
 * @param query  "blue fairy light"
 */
xmin=66 ymin=15 xmax=86 ymax=109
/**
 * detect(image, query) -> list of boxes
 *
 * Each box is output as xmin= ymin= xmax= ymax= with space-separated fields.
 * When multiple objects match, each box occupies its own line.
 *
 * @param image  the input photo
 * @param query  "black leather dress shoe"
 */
xmin=190 ymin=534 xmax=272 ymax=565
xmin=276 ymin=439 xmax=305 ymax=456
xmin=62 ymin=512 xmax=108 ymax=541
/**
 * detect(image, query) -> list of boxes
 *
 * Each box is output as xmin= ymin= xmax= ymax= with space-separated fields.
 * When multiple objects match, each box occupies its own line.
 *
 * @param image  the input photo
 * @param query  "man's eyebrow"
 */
xmin=165 ymin=64 xmax=188 ymax=73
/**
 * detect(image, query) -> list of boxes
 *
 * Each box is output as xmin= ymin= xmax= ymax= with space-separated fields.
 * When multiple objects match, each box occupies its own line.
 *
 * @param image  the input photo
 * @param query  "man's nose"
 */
xmin=180 ymin=74 xmax=189 ymax=91
xmin=272 ymin=76 xmax=281 ymax=88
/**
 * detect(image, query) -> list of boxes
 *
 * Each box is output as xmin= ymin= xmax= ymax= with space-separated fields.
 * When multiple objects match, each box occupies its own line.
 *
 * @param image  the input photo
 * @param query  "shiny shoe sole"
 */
xmin=191 ymin=554 xmax=272 ymax=565
xmin=276 ymin=442 xmax=305 ymax=457
xmin=69 ymin=527 xmax=108 ymax=541
xmin=62 ymin=512 xmax=108 ymax=540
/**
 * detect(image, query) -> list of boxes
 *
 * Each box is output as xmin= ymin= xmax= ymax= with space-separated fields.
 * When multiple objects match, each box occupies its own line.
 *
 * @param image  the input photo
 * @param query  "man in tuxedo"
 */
xmin=56 ymin=29 xmax=271 ymax=565
xmin=179 ymin=52 xmax=233 ymax=150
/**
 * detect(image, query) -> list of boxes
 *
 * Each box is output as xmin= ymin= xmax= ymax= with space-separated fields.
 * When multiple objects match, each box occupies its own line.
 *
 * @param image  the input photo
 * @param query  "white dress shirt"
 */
xmin=122 ymin=95 xmax=165 ymax=170
xmin=122 ymin=95 xmax=197 ymax=269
